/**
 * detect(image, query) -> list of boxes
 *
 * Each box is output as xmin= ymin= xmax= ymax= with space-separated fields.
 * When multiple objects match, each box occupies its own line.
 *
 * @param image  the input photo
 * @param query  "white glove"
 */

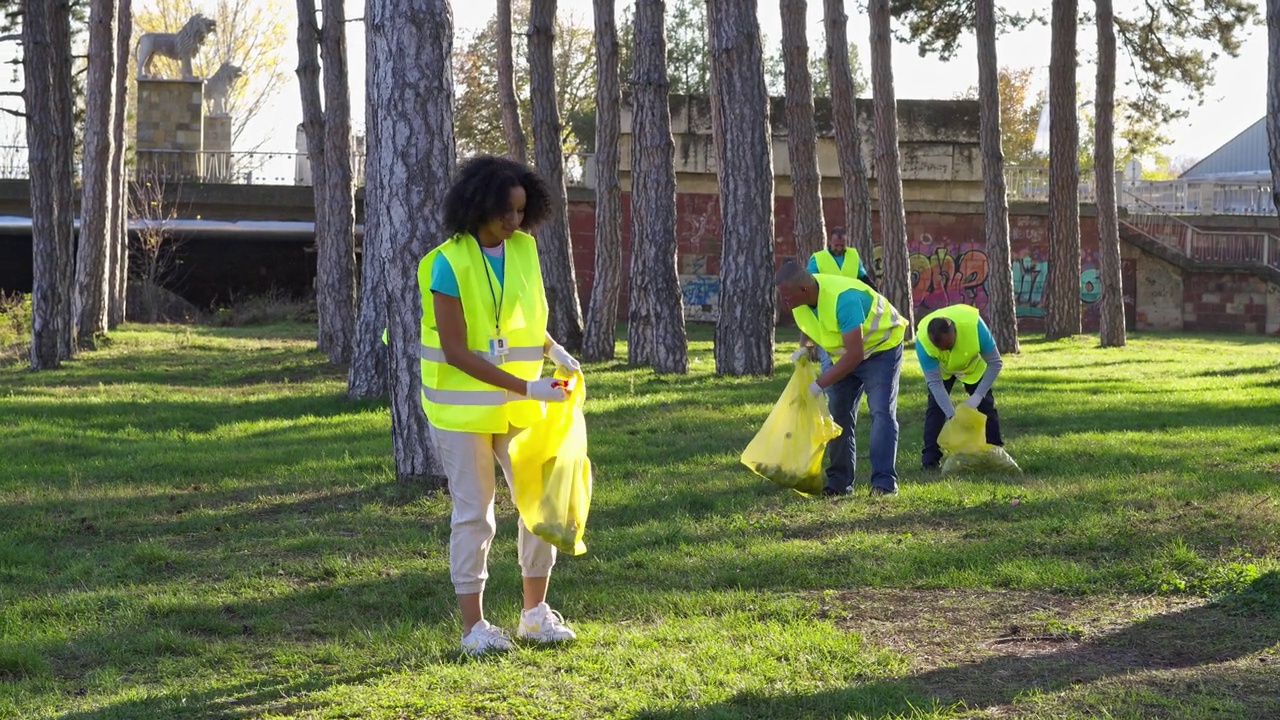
xmin=526 ymin=377 xmax=569 ymax=402
xmin=790 ymin=348 xmax=807 ymax=362
xmin=808 ymin=380 xmax=825 ymax=397
xmin=547 ymin=344 xmax=581 ymax=373
xmin=963 ymin=394 xmax=983 ymax=409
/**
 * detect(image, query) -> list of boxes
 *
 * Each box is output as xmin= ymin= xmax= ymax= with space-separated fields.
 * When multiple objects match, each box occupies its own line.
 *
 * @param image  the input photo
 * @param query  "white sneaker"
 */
xmin=461 ymin=620 xmax=515 ymax=656
xmin=517 ymin=602 xmax=577 ymax=643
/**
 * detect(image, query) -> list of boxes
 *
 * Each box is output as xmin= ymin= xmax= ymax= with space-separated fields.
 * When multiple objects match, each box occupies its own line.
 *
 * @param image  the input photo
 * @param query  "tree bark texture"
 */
xmin=629 ymin=0 xmax=688 ymax=373
xmin=74 ymin=0 xmax=119 ymax=349
xmin=867 ymin=0 xmax=912 ymax=337
xmin=780 ymin=0 xmax=825 ymax=262
xmin=319 ymin=0 xmax=358 ymax=364
xmin=296 ymin=0 xmax=331 ymax=348
xmin=1046 ymin=0 xmax=1082 ymax=339
xmin=822 ymin=0 xmax=874 ymax=281
xmin=581 ymin=0 xmax=624 ymax=362
xmin=497 ymin=0 xmax=528 ymax=161
xmin=1267 ymin=0 xmax=1280 ymax=226
xmin=108 ymin=0 xmax=132 ymax=329
xmin=367 ymin=0 xmax=451 ymax=484
xmin=348 ymin=11 xmax=388 ymax=400
xmin=1094 ymin=0 xmax=1126 ymax=348
xmin=528 ymin=0 xmax=585 ymax=350
xmin=975 ymin=0 xmax=1019 ymax=353
xmin=25 ymin=0 xmax=77 ymax=368
xmin=708 ymin=0 xmax=776 ymax=377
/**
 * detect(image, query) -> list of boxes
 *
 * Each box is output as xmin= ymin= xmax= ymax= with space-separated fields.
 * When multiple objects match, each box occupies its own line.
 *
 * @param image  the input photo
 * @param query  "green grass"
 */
xmin=1 ymin=323 xmax=1278 ymax=719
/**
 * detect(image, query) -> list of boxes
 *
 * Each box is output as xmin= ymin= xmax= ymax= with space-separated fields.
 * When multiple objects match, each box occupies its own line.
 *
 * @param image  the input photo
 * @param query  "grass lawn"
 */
xmin=1 ymin=323 xmax=1278 ymax=719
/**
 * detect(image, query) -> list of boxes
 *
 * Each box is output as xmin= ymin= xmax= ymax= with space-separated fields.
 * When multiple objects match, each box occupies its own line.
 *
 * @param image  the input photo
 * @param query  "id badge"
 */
xmin=490 ymin=335 xmax=509 ymax=357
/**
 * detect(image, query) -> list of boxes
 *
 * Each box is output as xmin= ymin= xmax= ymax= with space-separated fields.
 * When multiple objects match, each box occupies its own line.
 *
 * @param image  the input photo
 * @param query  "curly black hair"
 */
xmin=442 ymin=155 xmax=553 ymax=238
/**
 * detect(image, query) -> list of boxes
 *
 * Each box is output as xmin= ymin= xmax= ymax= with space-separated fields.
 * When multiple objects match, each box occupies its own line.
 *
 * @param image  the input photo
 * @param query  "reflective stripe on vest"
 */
xmin=418 ymin=231 xmax=549 ymax=434
xmin=418 ymin=343 xmax=545 ymax=365
xmin=812 ymin=249 xmax=863 ymax=280
xmin=791 ymin=274 xmax=906 ymax=357
xmin=916 ymin=304 xmax=987 ymax=380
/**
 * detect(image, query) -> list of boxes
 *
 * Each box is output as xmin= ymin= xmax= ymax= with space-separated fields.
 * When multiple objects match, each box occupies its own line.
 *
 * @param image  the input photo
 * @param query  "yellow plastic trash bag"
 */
xmin=509 ymin=370 xmax=592 ymax=555
xmin=938 ymin=405 xmax=1021 ymax=475
xmin=741 ymin=356 xmax=842 ymax=495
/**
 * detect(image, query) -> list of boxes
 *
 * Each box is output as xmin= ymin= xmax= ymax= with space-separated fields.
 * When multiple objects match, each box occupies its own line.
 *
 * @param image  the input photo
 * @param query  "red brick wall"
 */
xmin=568 ymin=193 xmax=1120 ymax=331
xmin=1181 ymin=272 xmax=1270 ymax=334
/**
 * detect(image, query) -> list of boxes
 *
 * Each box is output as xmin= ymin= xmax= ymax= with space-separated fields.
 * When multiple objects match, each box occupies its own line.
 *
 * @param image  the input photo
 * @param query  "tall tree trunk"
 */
xmin=74 ymin=0 xmax=119 ymax=349
xmin=296 ymin=0 xmax=330 ymax=348
xmin=1267 ymin=0 xmax=1280 ymax=229
xmin=708 ymin=0 xmax=775 ymax=377
xmin=497 ymin=0 xmax=528 ymax=161
xmin=867 ymin=0 xmax=912 ymax=336
xmin=1046 ymin=0 xmax=1082 ymax=339
xmin=25 ymin=0 xmax=77 ymax=368
xmin=528 ymin=0 xmax=585 ymax=350
xmin=1095 ymin=0 xmax=1125 ymax=348
xmin=781 ymin=0 xmax=825 ymax=262
xmin=629 ymin=0 xmax=688 ymax=373
xmin=581 ymin=0 xmax=623 ymax=362
xmin=319 ymin=0 xmax=358 ymax=364
xmin=822 ymin=0 xmax=874 ymax=282
xmin=975 ymin=0 xmax=1019 ymax=353
xmin=367 ymin=0 xmax=449 ymax=484
xmin=349 ymin=19 xmax=388 ymax=399
xmin=108 ymin=0 xmax=132 ymax=329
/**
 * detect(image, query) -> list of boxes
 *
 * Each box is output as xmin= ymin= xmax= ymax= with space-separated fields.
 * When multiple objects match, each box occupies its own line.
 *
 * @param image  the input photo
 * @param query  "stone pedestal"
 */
xmin=203 ymin=114 xmax=233 ymax=182
xmin=135 ymin=78 xmax=204 ymax=181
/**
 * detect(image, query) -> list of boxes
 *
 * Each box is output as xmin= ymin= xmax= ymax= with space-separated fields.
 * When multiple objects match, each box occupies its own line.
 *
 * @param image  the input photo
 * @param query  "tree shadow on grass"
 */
xmin=630 ymin=572 xmax=1280 ymax=720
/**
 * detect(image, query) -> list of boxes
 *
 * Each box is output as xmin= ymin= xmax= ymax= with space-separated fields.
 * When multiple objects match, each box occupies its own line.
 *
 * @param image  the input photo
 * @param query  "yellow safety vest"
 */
xmin=418 ymin=231 xmax=549 ymax=434
xmin=916 ymin=304 xmax=987 ymax=381
xmin=792 ymin=274 xmax=906 ymax=358
xmin=811 ymin=248 xmax=864 ymax=280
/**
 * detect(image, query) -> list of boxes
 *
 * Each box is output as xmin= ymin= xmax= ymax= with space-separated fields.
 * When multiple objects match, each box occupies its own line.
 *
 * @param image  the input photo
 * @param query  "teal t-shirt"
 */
xmin=916 ymin=318 xmax=996 ymax=371
xmin=430 ymin=243 xmax=506 ymax=297
xmin=807 ymin=253 xmax=868 ymax=280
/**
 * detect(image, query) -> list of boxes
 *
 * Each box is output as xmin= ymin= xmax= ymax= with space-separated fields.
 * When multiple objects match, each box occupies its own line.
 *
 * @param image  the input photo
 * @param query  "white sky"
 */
xmin=1 ymin=0 xmax=1270 ymax=167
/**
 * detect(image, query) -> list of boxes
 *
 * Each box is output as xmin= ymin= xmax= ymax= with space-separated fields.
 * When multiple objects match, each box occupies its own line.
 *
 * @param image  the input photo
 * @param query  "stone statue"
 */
xmin=204 ymin=62 xmax=243 ymax=116
xmin=135 ymin=14 xmax=217 ymax=80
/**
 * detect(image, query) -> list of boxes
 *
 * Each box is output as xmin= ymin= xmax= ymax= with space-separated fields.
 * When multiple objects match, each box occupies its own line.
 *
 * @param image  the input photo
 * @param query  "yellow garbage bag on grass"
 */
xmin=938 ymin=405 xmax=1021 ymax=475
xmin=741 ymin=356 xmax=842 ymax=495
xmin=509 ymin=370 xmax=592 ymax=555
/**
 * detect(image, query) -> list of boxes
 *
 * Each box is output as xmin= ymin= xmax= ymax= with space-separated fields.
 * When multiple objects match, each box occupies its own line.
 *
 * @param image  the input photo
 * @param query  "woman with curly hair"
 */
xmin=420 ymin=155 xmax=581 ymax=655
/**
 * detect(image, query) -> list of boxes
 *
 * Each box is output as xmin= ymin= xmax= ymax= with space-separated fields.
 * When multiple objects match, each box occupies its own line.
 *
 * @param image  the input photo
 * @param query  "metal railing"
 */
xmin=1005 ymin=165 xmax=1277 ymax=217
xmin=1121 ymin=190 xmax=1279 ymax=270
xmin=1005 ymin=165 xmax=1097 ymax=203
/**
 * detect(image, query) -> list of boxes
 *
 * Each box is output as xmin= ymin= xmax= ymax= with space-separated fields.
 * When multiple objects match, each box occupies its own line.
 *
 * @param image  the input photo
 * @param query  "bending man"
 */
xmin=916 ymin=304 xmax=1005 ymax=470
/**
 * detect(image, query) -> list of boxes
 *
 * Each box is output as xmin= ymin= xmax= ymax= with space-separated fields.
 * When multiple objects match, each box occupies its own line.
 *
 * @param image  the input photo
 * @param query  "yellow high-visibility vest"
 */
xmin=418 ymin=231 xmax=548 ymax=433
xmin=916 ymin=304 xmax=987 ymax=380
xmin=812 ymin=249 xmax=864 ymax=279
xmin=792 ymin=274 xmax=906 ymax=357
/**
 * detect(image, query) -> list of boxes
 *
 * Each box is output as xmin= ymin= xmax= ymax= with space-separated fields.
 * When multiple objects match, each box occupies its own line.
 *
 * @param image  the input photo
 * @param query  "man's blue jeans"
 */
xmin=823 ymin=344 xmax=902 ymax=494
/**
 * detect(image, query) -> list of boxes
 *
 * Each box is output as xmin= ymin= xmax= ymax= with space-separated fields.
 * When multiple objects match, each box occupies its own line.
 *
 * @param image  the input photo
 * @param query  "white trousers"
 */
xmin=429 ymin=423 xmax=557 ymax=594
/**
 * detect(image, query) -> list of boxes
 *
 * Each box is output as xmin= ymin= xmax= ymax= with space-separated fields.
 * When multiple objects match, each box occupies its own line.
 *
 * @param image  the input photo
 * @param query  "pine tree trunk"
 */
xmin=296 ymin=0 xmax=330 ymax=346
xmin=1046 ymin=0 xmax=1082 ymax=340
xmin=781 ymin=0 xmax=825 ymax=262
xmin=822 ymin=0 xmax=874 ymax=281
xmin=348 ymin=29 xmax=388 ymax=400
xmin=1270 ymin=0 xmax=1280 ymax=225
xmin=708 ymin=0 xmax=775 ymax=377
xmin=25 ymin=0 xmax=77 ymax=369
xmin=319 ymin=0 xmax=358 ymax=364
xmin=528 ymin=0 xmax=585 ymax=350
xmin=74 ymin=0 xmax=119 ymax=350
xmin=497 ymin=0 xmax=528 ymax=161
xmin=867 ymin=0 xmax=912 ymax=336
xmin=367 ymin=0 xmax=450 ymax=484
xmin=975 ymin=0 xmax=1019 ymax=353
xmin=108 ymin=0 xmax=132 ymax=329
xmin=581 ymin=0 xmax=623 ymax=362
xmin=1094 ymin=0 xmax=1126 ymax=348
xmin=629 ymin=0 xmax=688 ymax=373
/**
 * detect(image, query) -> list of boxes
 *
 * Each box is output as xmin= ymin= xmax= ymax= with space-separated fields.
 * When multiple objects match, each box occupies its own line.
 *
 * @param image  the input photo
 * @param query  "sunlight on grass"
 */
xmin=1 ymin=324 xmax=1278 ymax=718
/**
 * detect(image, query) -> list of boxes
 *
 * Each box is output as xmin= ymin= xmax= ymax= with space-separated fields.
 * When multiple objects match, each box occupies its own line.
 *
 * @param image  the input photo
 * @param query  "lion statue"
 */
xmin=204 ymin=62 xmax=243 ymax=116
xmin=135 ymin=14 xmax=217 ymax=80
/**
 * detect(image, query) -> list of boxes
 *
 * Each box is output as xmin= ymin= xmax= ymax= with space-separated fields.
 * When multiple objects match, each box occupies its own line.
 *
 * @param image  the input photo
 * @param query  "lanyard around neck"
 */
xmin=474 ymin=239 xmax=504 ymax=334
